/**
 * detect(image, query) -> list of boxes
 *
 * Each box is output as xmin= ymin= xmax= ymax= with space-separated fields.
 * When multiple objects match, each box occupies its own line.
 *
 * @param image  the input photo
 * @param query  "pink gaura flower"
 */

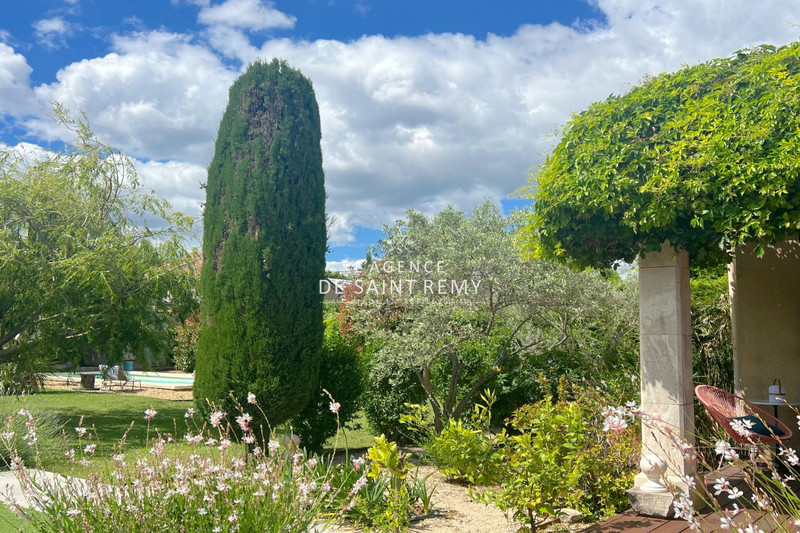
xmin=210 ymin=410 xmax=226 ymax=428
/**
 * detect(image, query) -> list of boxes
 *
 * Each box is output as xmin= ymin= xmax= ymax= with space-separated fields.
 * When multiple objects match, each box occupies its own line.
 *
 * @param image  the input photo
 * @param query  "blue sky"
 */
xmin=1 ymin=1 xmax=799 ymax=270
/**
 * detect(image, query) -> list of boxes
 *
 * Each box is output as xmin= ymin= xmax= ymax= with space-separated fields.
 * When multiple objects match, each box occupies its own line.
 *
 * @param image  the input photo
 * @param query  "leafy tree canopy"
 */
xmin=344 ymin=200 xmax=630 ymax=432
xmin=524 ymin=42 xmax=800 ymax=269
xmin=0 ymin=105 xmax=197 ymax=366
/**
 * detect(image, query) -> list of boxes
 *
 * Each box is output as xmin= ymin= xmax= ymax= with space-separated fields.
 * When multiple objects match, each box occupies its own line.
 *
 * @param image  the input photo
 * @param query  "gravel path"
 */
xmin=406 ymin=465 xmax=520 ymax=533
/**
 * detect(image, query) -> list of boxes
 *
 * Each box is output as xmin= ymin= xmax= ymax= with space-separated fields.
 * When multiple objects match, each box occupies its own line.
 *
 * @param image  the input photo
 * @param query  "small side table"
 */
xmin=78 ymin=372 xmax=98 ymax=390
xmin=748 ymin=399 xmax=800 ymax=419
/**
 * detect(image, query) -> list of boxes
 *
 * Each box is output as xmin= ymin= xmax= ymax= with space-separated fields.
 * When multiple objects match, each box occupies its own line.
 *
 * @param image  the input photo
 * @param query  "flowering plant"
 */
xmin=1 ymin=392 xmax=431 ymax=532
xmin=2 ymin=392 xmax=434 ymax=532
xmin=602 ymin=402 xmax=800 ymax=532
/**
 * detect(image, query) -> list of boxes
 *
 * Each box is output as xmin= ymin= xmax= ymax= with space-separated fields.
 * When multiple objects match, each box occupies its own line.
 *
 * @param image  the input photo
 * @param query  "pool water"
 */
xmin=50 ymin=371 xmax=194 ymax=388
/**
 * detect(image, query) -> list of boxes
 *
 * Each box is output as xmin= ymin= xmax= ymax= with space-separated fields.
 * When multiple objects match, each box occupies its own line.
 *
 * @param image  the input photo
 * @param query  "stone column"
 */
xmin=629 ymin=242 xmax=698 ymax=517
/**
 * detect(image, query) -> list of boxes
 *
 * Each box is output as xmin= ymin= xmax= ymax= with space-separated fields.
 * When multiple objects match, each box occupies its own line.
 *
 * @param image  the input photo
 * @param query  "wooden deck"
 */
xmin=582 ymin=464 xmax=799 ymax=532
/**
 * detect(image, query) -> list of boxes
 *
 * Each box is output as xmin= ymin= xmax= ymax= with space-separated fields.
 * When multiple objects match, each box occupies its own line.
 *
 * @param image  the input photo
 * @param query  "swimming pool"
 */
xmin=49 ymin=371 xmax=194 ymax=390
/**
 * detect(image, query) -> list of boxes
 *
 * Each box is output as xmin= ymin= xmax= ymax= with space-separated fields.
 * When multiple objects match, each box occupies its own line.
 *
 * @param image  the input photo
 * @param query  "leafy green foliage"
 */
xmin=345 ymin=200 xmax=638 ymax=434
xmin=525 ymin=42 xmax=800 ymax=269
xmin=690 ymin=273 xmax=733 ymax=440
xmin=0 ymin=104 xmax=196 ymax=368
xmin=172 ymin=312 xmax=201 ymax=372
xmin=195 ymin=59 xmax=326 ymax=428
xmin=291 ymin=315 xmax=365 ymax=453
xmin=365 ymin=435 xmax=415 ymax=533
xmin=403 ymin=391 xmax=501 ymax=486
xmin=361 ymin=357 xmax=426 ymax=443
xmin=479 ymin=382 xmax=638 ymax=531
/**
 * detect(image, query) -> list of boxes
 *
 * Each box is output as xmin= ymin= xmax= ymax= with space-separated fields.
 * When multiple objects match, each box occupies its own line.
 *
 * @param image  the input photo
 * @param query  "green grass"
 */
xmin=0 ymin=504 xmax=35 ymax=533
xmin=0 ymin=390 xmax=197 ymax=475
xmin=0 ymin=390 xmax=380 ymax=479
xmin=323 ymin=411 xmax=377 ymax=453
xmin=0 ymin=391 xmax=379 ymax=468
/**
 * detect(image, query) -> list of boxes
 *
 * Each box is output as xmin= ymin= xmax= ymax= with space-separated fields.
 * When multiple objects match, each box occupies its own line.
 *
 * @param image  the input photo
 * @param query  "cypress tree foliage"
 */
xmin=195 ymin=59 xmax=326 ymax=429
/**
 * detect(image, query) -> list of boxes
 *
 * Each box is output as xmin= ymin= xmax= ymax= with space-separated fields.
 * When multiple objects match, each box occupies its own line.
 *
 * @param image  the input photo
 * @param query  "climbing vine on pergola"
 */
xmin=524 ymin=42 xmax=800 ymax=269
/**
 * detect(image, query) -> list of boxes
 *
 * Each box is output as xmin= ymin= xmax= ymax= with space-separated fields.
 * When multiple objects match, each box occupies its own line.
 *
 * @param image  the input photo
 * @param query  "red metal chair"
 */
xmin=695 ymin=385 xmax=793 ymax=445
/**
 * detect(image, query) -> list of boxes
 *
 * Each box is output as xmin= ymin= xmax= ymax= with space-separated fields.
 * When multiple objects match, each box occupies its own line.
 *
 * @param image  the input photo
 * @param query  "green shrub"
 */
xmin=362 ymin=358 xmax=426 ymax=443
xmin=403 ymin=391 xmax=500 ymax=485
xmin=479 ymin=380 xmax=638 ymax=531
xmin=0 ymin=403 xmax=62 ymax=469
xmin=0 ymin=361 xmax=47 ymax=396
xmin=172 ymin=312 xmax=201 ymax=372
xmin=291 ymin=317 xmax=365 ymax=453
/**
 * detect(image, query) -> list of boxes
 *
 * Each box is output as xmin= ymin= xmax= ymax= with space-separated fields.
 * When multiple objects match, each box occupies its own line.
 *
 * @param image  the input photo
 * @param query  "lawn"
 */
xmin=0 ymin=504 xmax=34 ymax=533
xmin=0 ymin=390 xmax=378 ymax=476
xmin=0 ymin=390 xmax=197 ymax=474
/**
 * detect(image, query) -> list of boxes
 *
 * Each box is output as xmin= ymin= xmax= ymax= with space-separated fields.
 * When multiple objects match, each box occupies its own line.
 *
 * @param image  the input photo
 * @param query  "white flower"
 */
xmin=349 ymin=475 xmax=368 ymax=495
xmin=84 ymin=444 xmax=97 ymax=455
xmin=352 ymin=456 xmax=365 ymax=471
xmin=713 ymin=477 xmax=731 ymax=495
xmin=728 ymin=487 xmax=743 ymax=499
xmin=779 ymin=447 xmax=799 ymax=466
xmin=268 ymin=440 xmax=280 ymax=455
xmin=729 ymin=417 xmax=754 ymax=437
xmin=235 ymin=413 xmax=252 ymax=431
xmin=144 ymin=408 xmax=157 ymax=421
xmin=218 ymin=439 xmax=231 ymax=452
xmin=210 ymin=410 xmax=226 ymax=428
xmin=184 ymin=408 xmax=195 ymax=419
xmin=74 ymin=427 xmax=87 ymax=437
xmin=184 ymin=433 xmax=203 ymax=445
xmin=66 ymin=509 xmax=80 ymax=518
xmin=329 ymin=401 xmax=341 ymax=414
xmin=247 ymin=393 xmax=257 ymax=404
xmin=602 ymin=414 xmax=628 ymax=434
xmin=715 ymin=440 xmax=739 ymax=461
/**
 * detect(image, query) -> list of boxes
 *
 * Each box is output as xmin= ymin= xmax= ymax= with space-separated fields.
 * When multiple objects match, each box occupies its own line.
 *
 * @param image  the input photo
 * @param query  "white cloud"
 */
xmin=5 ymin=0 xmax=800 ymax=248
xmin=32 ymin=17 xmax=73 ymax=49
xmin=0 ymin=43 xmax=36 ymax=117
xmin=135 ymin=159 xmax=206 ymax=217
xmin=326 ymin=258 xmax=366 ymax=274
xmin=28 ymin=31 xmax=237 ymax=165
xmin=198 ymin=0 xmax=296 ymax=31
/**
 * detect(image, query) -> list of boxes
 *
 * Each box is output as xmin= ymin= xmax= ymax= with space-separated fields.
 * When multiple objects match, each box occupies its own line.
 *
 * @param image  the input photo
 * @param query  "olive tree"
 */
xmin=345 ymin=200 xmax=623 ymax=433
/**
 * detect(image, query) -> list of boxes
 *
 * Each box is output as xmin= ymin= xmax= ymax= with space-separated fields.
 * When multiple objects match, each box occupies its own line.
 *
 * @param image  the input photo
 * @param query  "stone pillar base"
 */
xmin=628 ymin=487 xmax=676 ymax=518
xmin=630 ymin=472 xmax=706 ymax=518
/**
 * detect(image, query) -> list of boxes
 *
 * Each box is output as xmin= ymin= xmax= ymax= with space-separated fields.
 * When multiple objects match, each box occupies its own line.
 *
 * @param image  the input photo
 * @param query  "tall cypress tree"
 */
xmin=195 ymin=59 xmax=326 ymax=428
